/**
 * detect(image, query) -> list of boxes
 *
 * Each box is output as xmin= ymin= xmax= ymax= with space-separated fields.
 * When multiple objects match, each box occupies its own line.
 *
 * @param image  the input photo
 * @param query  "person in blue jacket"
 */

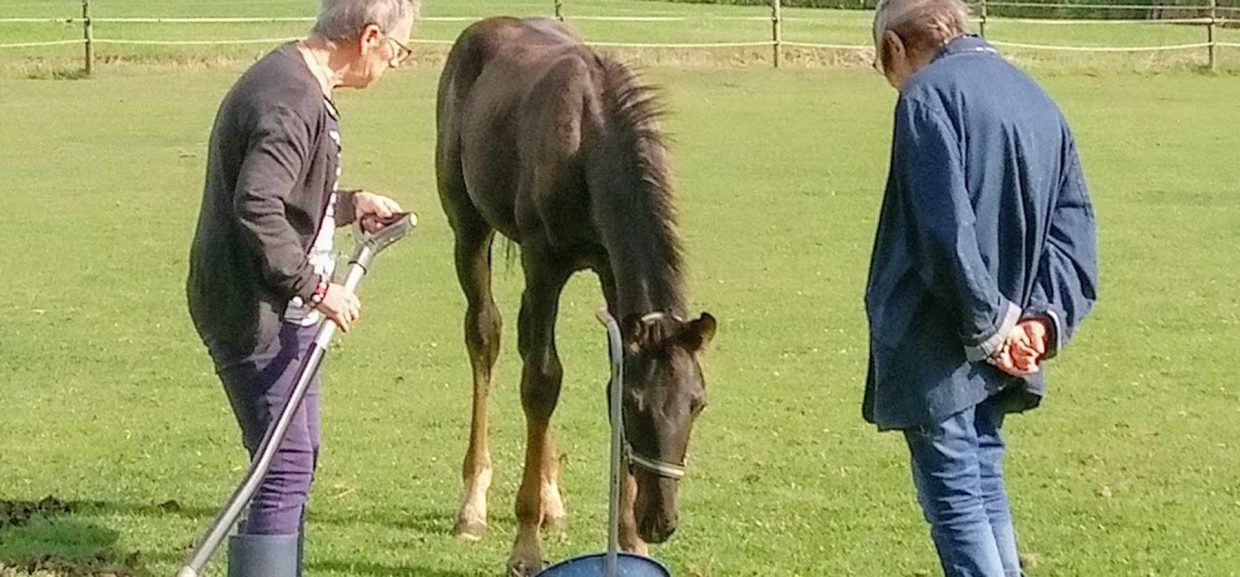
xmin=863 ymin=0 xmax=1099 ymax=574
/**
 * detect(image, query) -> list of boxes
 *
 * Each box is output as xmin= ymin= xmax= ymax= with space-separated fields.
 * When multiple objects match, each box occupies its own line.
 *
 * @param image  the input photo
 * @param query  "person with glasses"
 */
xmin=862 ymin=0 xmax=1098 ymax=575
xmin=386 ymin=34 xmax=415 ymax=68
xmin=186 ymin=1 xmax=420 ymax=575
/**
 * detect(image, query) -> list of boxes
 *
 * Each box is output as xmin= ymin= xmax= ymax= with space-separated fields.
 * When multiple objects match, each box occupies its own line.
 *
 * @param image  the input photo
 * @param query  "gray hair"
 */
xmin=873 ymin=0 xmax=971 ymax=52
xmin=312 ymin=0 xmax=420 ymax=42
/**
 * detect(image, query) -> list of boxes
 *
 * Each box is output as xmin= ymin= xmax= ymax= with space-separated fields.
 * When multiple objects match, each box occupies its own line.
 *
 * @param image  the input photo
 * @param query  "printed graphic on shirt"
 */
xmin=285 ymin=108 xmax=343 ymax=325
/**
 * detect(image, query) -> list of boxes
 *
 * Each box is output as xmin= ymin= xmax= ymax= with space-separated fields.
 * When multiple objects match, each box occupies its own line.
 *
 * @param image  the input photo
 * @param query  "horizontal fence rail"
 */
xmin=983 ymin=0 xmax=1238 ymax=8
xmin=990 ymin=40 xmax=1214 ymax=50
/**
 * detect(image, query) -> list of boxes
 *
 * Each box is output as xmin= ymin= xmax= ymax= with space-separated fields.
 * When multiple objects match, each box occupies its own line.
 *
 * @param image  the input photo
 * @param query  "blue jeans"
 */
xmin=903 ymin=397 xmax=1023 ymax=577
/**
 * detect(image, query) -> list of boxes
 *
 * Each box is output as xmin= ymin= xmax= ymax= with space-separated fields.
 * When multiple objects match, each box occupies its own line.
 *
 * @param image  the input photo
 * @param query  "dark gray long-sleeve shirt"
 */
xmin=188 ymin=43 xmax=355 ymax=365
xmin=863 ymin=36 xmax=1099 ymax=430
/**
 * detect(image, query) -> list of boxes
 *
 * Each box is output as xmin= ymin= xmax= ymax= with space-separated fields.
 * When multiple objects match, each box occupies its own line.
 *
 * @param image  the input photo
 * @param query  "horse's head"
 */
xmin=618 ymin=311 xmax=717 ymax=543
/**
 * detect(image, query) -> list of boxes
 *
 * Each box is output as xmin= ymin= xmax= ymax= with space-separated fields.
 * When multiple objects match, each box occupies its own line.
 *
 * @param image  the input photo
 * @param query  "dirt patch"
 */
xmin=0 ymin=497 xmax=72 ymax=531
xmin=0 ymin=498 xmax=150 ymax=577
xmin=0 ymin=551 xmax=147 ymax=577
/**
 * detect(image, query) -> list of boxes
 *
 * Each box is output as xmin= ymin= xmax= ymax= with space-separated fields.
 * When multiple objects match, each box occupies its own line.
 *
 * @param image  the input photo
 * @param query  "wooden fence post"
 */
xmin=82 ymin=0 xmax=93 ymax=76
xmin=1208 ymin=0 xmax=1218 ymax=71
xmin=555 ymin=0 xmax=564 ymax=22
xmin=772 ymin=0 xmax=782 ymax=68
xmin=980 ymin=0 xmax=989 ymax=37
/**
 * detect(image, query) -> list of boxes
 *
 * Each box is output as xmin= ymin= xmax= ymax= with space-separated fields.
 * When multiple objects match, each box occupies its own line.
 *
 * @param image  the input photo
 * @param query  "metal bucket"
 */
xmin=536 ymin=553 xmax=671 ymax=577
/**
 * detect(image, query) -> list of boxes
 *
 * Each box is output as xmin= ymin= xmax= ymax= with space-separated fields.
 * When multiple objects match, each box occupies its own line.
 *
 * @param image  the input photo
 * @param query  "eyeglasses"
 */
xmin=384 ymin=34 xmax=413 ymax=68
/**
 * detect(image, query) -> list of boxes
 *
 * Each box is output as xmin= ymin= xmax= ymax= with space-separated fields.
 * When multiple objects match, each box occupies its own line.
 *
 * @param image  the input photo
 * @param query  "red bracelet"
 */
xmin=309 ymin=275 xmax=329 ymax=307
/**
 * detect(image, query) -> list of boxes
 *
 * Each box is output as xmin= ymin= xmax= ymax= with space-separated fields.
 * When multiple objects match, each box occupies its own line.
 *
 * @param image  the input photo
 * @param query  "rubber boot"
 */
xmin=227 ymin=533 xmax=300 ymax=577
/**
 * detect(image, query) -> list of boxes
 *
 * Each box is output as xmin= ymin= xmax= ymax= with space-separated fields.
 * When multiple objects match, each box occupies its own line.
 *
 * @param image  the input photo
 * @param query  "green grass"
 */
xmin=2 ymin=3 xmax=1240 ymax=577
xmin=2 ymin=0 xmax=1238 ymax=74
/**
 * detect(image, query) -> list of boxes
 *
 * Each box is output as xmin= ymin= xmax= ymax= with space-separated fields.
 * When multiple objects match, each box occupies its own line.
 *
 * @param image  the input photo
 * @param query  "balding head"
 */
xmin=873 ymin=0 xmax=971 ymax=80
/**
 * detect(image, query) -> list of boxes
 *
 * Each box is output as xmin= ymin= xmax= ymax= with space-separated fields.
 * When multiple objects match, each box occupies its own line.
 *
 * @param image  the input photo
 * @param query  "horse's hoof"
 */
xmin=621 ymin=540 xmax=650 ymax=557
xmin=505 ymin=558 xmax=548 ymax=577
xmin=453 ymin=518 xmax=487 ymax=542
xmin=541 ymin=514 xmax=568 ymax=538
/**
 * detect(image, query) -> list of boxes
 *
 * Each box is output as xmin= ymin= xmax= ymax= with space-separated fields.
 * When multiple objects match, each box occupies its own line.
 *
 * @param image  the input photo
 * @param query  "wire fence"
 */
xmin=1 ymin=0 xmax=1235 ymax=72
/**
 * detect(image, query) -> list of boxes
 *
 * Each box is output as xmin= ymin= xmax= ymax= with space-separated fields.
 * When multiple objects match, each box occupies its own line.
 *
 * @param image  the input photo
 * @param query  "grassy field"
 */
xmin=2 ymin=0 xmax=1239 ymax=74
xmin=2 ymin=1 xmax=1240 ymax=577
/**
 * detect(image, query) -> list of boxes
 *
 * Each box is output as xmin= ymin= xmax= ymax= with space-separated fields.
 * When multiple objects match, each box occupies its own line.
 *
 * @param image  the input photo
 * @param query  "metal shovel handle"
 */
xmin=351 ymin=212 xmax=417 ymax=272
xmin=174 ymin=212 xmax=416 ymax=577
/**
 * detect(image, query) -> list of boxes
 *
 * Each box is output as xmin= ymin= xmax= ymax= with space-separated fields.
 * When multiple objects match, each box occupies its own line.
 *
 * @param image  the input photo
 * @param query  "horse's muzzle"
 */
xmin=635 ymin=474 xmax=680 ymax=543
xmin=639 ymin=512 xmax=678 ymax=544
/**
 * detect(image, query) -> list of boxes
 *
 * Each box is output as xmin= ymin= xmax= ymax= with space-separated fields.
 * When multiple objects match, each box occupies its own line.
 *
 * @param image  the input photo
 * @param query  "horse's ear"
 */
xmin=679 ymin=312 xmax=717 ymax=352
xmin=621 ymin=314 xmax=647 ymax=353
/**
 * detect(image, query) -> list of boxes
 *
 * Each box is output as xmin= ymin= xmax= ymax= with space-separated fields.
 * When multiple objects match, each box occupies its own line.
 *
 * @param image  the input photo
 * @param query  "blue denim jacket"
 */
xmin=863 ymin=36 xmax=1099 ymax=430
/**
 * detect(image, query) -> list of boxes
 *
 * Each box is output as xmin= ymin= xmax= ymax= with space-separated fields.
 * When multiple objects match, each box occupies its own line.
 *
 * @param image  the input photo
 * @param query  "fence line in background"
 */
xmin=89 ymin=37 xmax=457 ymax=46
xmin=2 ymin=13 xmax=1232 ymax=24
xmin=1 ymin=0 xmax=1235 ymax=72
xmin=985 ymin=0 xmax=1236 ymax=8
xmin=0 ymin=15 xmax=880 ymax=24
xmin=976 ymin=0 xmax=1228 ymax=69
xmin=12 ymin=34 xmax=1231 ymax=52
xmin=990 ymin=40 xmax=1212 ymax=50
xmin=587 ymin=40 xmax=774 ymax=48
xmin=0 ymin=38 xmax=85 ymax=49
xmin=90 ymin=37 xmax=301 ymax=46
xmin=985 ymin=16 xmax=1213 ymax=23
xmin=782 ymin=41 xmax=868 ymax=49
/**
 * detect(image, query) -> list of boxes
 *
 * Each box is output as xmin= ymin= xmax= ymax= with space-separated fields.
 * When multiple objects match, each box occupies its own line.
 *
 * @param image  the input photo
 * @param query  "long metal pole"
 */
xmin=173 ymin=212 xmax=416 ymax=577
xmin=597 ymin=310 xmax=625 ymax=577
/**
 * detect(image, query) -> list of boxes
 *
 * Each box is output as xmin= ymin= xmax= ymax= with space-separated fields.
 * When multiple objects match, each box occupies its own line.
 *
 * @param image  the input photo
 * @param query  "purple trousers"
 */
xmin=216 ymin=323 xmax=321 ymax=536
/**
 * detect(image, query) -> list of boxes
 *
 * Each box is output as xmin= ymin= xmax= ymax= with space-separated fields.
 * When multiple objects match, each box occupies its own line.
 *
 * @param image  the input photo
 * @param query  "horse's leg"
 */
xmin=594 ymin=263 xmax=618 ymax=319
xmin=455 ymin=227 xmax=501 ymax=541
xmin=538 ymin=266 xmax=583 ymax=537
xmin=540 ymin=250 xmax=573 ymax=537
xmin=541 ymin=446 xmax=568 ymax=537
xmin=596 ymin=267 xmax=650 ymax=557
xmin=441 ymin=174 xmax=503 ymax=541
xmin=619 ymin=472 xmax=650 ymax=556
xmin=508 ymin=246 xmax=571 ymax=577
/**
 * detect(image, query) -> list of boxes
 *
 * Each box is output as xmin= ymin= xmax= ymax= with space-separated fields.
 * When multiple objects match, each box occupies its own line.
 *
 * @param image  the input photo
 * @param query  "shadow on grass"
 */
xmin=66 ymin=499 xmax=514 ymax=539
xmin=1 ymin=497 xmax=514 ymax=575
xmin=0 ymin=498 xmax=150 ymax=576
xmin=23 ymin=67 xmax=91 ymax=81
xmin=309 ymin=559 xmax=477 ymax=577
